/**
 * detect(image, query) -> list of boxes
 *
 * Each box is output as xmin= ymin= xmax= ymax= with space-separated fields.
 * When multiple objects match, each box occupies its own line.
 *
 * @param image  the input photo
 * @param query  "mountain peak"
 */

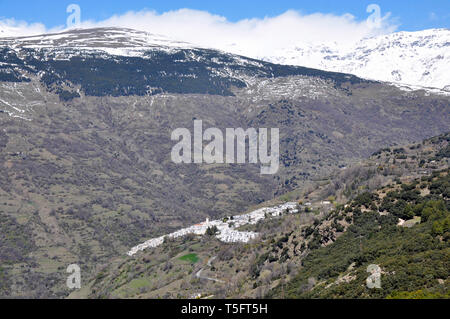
xmin=256 ymin=29 xmax=450 ymax=89
xmin=0 ymin=27 xmax=198 ymax=52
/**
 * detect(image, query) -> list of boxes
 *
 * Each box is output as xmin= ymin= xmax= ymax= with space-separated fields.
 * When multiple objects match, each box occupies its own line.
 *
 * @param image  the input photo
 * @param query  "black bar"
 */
xmin=0 ymin=299 xmax=446 ymax=318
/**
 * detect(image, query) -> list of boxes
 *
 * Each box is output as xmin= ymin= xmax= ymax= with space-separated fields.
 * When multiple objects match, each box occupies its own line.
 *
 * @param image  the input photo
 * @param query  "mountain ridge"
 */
xmin=1 ymin=27 xmax=449 ymax=90
xmin=0 ymin=27 xmax=371 ymax=100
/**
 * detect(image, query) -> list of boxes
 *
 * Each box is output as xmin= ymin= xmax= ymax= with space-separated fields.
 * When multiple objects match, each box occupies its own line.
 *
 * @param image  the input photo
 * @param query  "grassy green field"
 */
xmin=178 ymin=253 xmax=199 ymax=263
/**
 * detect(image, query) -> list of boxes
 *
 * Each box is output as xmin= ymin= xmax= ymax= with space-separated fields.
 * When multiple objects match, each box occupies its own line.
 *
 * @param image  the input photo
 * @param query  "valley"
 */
xmin=0 ymin=27 xmax=448 ymax=299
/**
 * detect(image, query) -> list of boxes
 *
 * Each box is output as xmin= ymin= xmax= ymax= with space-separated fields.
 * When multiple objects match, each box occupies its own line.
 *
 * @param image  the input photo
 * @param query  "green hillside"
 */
xmin=270 ymin=170 xmax=449 ymax=298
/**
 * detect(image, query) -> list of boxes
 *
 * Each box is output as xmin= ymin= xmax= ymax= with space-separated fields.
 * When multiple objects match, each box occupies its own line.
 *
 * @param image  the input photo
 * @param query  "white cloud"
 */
xmin=83 ymin=9 xmax=398 ymax=55
xmin=0 ymin=18 xmax=64 ymax=37
xmin=1 ymin=8 xmax=398 ymax=55
xmin=0 ymin=19 xmax=45 ymax=37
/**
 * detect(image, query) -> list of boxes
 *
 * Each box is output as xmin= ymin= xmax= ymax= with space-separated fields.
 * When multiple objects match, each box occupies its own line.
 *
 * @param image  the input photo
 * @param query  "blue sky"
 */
xmin=0 ymin=0 xmax=449 ymax=31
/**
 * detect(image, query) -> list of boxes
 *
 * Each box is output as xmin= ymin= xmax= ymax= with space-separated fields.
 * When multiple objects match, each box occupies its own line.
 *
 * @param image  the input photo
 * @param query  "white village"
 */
xmin=127 ymin=202 xmax=300 ymax=256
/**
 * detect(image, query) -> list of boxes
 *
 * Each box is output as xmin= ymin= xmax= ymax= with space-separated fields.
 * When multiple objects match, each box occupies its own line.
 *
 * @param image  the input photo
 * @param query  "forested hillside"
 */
xmin=270 ymin=169 xmax=449 ymax=298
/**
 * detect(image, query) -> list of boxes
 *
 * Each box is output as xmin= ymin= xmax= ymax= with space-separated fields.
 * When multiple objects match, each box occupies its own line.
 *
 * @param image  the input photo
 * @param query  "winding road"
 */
xmin=195 ymin=256 xmax=225 ymax=283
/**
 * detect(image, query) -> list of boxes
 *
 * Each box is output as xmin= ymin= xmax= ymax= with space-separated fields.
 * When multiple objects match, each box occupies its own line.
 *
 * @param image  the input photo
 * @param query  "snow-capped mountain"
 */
xmin=249 ymin=29 xmax=450 ymax=90
xmin=1 ymin=27 xmax=449 ymax=90
xmin=0 ymin=27 xmax=369 ymax=100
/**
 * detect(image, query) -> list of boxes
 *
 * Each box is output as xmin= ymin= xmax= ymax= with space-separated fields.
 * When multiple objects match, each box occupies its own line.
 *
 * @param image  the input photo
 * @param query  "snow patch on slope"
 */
xmin=0 ymin=27 xmax=200 ymax=57
xmin=0 ymin=82 xmax=45 ymax=121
